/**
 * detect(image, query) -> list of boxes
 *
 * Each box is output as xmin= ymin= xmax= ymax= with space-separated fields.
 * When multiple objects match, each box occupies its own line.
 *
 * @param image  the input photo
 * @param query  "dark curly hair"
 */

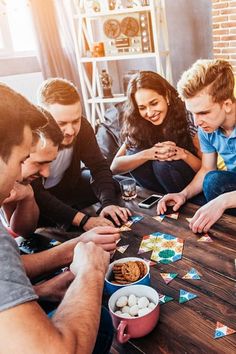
xmin=121 ymin=71 xmax=196 ymax=154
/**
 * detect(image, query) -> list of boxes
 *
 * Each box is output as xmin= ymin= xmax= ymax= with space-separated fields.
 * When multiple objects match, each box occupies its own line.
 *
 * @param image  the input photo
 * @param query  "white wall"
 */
xmin=0 ymin=72 xmax=43 ymax=103
xmin=115 ymin=0 xmax=212 ymax=89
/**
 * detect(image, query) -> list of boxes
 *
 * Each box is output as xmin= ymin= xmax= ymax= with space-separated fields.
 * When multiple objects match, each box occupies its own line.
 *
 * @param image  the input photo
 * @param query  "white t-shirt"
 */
xmin=44 ymin=147 xmax=73 ymax=189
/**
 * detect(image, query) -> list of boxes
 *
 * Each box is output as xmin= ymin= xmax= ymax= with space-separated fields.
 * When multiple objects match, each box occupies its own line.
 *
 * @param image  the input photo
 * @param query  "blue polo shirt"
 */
xmin=198 ymin=126 xmax=236 ymax=171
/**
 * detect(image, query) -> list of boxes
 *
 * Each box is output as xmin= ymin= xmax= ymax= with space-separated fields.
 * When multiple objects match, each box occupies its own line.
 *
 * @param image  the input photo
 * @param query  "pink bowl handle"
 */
xmin=117 ymin=320 xmax=131 ymax=344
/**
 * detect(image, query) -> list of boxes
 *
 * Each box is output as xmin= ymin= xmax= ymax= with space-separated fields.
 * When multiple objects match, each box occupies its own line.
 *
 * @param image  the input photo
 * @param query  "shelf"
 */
xmin=87 ymin=94 xmax=127 ymax=104
xmin=75 ymin=6 xmax=152 ymax=19
xmin=69 ymin=0 xmax=172 ymax=127
xmin=80 ymin=52 xmax=169 ymax=63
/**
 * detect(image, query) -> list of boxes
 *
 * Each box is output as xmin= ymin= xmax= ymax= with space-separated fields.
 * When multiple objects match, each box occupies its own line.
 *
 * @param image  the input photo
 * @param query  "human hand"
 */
xmin=70 ymin=242 xmax=110 ymax=276
xmin=154 ymin=141 xmax=176 ymax=161
xmin=100 ymin=205 xmax=131 ymax=226
xmin=157 ymin=192 xmax=186 ymax=215
xmin=82 ymin=216 xmax=114 ymax=231
xmin=189 ymin=198 xmax=225 ymax=233
xmin=164 ymin=146 xmax=188 ymax=161
xmin=142 ymin=143 xmax=176 ymax=161
xmin=34 ymin=270 xmax=74 ymax=302
xmin=79 ymin=226 xmax=120 ymax=252
xmin=3 ymin=182 xmax=34 ymax=204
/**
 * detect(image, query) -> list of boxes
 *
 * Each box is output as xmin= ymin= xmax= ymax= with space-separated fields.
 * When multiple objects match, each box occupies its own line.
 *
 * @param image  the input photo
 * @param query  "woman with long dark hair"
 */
xmin=111 ymin=71 xmax=201 ymax=193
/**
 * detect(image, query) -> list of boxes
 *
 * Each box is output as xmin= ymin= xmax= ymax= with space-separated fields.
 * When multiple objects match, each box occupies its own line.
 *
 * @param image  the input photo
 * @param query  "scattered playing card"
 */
xmin=153 ymin=215 xmax=165 ymax=222
xmin=142 ymin=258 xmax=156 ymax=266
xmin=165 ymin=213 xmax=179 ymax=220
xmin=214 ymin=321 xmax=236 ymax=339
xmin=130 ymin=215 xmax=144 ymax=223
xmin=182 ymin=268 xmax=201 ymax=280
xmin=150 ymin=232 xmax=184 ymax=264
xmin=122 ymin=215 xmax=144 ymax=229
xmin=179 ymin=289 xmax=198 ymax=303
xmin=159 ymin=293 xmax=174 ymax=304
xmin=119 ymin=225 xmax=131 ymax=232
xmin=186 ymin=217 xmax=192 ymax=223
xmin=138 ymin=234 xmax=159 ymax=254
xmin=116 ymin=244 xmax=129 ymax=253
xmin=198 ymin=234 xmax=213 ymax=242
xmin=160 ymin=272 xmax=178 ymax=284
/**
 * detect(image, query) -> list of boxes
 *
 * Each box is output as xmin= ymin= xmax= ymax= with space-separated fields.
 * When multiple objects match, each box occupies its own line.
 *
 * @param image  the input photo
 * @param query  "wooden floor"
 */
xmin=108 ymin=188 xmax=236 ymax=354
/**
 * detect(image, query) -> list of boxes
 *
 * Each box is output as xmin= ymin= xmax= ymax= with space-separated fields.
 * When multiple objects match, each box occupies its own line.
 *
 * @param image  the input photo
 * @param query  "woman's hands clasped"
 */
xmin=143 ymin=141 xmax=186 ymax=162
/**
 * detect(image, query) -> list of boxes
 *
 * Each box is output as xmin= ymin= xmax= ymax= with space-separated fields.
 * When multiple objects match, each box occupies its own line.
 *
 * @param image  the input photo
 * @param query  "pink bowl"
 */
xmin=108 ymin=285 xmax=160 ymax=343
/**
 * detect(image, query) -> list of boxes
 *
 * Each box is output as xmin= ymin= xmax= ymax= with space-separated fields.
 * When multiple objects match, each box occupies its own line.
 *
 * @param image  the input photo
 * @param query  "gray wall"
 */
xmin=166 ymin=0 xmax=213 ymax=85
xmin=111 ymin=0 xmax=213 ymax=90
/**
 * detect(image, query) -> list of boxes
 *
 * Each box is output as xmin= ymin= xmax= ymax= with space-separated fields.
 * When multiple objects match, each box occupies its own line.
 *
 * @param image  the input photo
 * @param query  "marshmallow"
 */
xmin=138 ymin=308 xmax=150 ymax=317
xmin=115 ymin=310 xmax=122 ymax=316
xmin=129 ymin=305 xmax=139 ymax=316
xmin=148 ymin=302 xmax=156 ymax=310
xmin=120 ymin=313 xmax=131 ymax=318
xmin=138 ymin=296 xmax=149 ymax=309
xmin=121 ymin=306 xmax=130 ymax=314
xmin=128 ymin=294 xmax=137 ymax=307
xmin=116 ymin=296 xmax=128 ymax=308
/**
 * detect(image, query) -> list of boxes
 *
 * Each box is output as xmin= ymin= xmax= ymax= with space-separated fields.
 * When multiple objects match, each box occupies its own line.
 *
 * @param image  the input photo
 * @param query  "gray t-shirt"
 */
xmin=0 ymin=221 xmax=38 ymax=312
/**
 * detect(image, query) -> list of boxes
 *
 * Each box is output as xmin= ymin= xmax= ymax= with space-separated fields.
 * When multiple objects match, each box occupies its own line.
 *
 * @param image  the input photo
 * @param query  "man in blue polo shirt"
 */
xmin=157 ymin=59 xmax=236 ymax=233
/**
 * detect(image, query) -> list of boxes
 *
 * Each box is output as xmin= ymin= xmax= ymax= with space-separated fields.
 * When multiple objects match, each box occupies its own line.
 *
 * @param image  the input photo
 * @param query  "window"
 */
xmin=0 ymin=0 xmax=37 ymax=57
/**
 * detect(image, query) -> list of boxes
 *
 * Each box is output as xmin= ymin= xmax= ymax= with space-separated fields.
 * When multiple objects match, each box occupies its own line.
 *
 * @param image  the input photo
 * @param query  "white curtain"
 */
xmin=29 ymin=0 xmax=80 ymax=88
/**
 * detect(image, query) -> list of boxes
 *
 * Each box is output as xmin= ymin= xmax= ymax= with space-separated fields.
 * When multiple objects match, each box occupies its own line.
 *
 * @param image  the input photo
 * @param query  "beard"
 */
xmin=21 ymin=175 xmax=40 ymax=184
xmin=59 ymin=136 xmax=76 ymax=150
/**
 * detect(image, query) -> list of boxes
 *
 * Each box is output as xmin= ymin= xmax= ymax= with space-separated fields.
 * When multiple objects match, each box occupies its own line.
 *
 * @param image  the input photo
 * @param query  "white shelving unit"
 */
xmin=69 ymin=0 xmax=172 ymax=128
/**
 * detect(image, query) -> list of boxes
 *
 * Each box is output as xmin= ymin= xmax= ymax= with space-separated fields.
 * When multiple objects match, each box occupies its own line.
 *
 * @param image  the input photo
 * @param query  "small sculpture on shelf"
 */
xmin=99 ymin=69 xmax=113 ymax=98
xmin=115 ymin=0 xmax=144 ymax=8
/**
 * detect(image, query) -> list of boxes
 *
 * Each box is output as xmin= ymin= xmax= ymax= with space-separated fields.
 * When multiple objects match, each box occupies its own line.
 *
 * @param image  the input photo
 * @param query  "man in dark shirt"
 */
xmin=34 ymin=77 xmax=130 ymax=231
xmin=0 ymin=82 xmax=115 ymax=354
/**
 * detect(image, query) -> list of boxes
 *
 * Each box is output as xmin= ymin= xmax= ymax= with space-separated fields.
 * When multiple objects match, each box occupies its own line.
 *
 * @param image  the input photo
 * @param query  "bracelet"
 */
xmin=80 ymin=214 xmax=90 ymax=230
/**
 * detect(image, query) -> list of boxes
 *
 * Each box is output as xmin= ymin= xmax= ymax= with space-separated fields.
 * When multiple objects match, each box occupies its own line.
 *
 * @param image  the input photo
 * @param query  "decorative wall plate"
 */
xmin=120 ymin=16 xmax=139 ymax=37
xmin=103 ymin=19 xmax=121 ymax=38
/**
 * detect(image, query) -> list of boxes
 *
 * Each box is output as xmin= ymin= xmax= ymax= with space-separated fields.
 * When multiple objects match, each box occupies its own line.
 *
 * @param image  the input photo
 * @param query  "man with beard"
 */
xmin=0 ymin=83 xmax=115 ymax=353
xmin=1 ymin=110 xmax=61 ymax=237
xmin=1 ymin=110 xmax=120 ymax=302
xmin=34 ymin=78 xmax=131 ymax=232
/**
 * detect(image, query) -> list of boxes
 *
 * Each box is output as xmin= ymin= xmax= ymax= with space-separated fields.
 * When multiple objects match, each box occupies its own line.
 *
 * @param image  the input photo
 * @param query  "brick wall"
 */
xmin=212 ymin=0 xmax=236 ymax=73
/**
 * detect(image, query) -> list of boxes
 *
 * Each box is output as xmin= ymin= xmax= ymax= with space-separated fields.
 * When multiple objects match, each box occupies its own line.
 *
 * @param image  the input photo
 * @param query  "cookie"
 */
xmin=113 ymin=263 xmax=123 ymax=271
xmin=113 ymin=268 xmax=122 ymax=274
xmin=114 ymin=279 xmax=129 ymax=284
xmin=121 ymin=261 xmax=140 ymax=282
xmin=114 ymin=274 xmax=126 ymax=280
xmin=136 ymin=261 xmax=147 ymax=278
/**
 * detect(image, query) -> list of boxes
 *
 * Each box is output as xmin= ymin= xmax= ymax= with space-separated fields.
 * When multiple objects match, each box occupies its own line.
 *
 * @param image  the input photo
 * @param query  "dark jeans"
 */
xmin=47 ymin=306 xmax=114 ymax=354
xmin=203 ymin=170 xmax=236 ymax=216
xmin=127 ymin=149 xmax=196 ymax=193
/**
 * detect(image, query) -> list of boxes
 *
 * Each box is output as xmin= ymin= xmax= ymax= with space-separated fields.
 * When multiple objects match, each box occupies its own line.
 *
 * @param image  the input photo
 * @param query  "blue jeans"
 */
xmin=47 ymin=306 xmax=113 ymax=353
xmin=127 ymin=149 xmax=196 ymax=193
xmin=203 ymin=170 xmax=236 ymax=216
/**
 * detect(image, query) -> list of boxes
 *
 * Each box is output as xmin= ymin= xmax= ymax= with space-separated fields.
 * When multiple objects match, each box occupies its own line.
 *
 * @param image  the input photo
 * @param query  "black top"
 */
xmin=32 ymin=116 xmax=117 ymax=227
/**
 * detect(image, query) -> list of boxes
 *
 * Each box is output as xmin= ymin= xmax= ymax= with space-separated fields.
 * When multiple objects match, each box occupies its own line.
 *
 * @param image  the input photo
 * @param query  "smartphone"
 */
xmin=138 ymin=194 xmax=162 ymax=209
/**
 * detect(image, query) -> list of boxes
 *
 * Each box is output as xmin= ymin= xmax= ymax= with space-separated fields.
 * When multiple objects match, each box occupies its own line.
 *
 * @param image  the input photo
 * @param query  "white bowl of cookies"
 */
xmin=105 ymin=257 xmax=150 ymax=295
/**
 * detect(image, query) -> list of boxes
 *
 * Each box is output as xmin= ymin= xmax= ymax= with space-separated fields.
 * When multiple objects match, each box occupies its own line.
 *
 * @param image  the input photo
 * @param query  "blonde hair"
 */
xmin=38 ymin=78 xmax=80 ymax=106
xmin=177 ymin=59 xmax=235 ymax=103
